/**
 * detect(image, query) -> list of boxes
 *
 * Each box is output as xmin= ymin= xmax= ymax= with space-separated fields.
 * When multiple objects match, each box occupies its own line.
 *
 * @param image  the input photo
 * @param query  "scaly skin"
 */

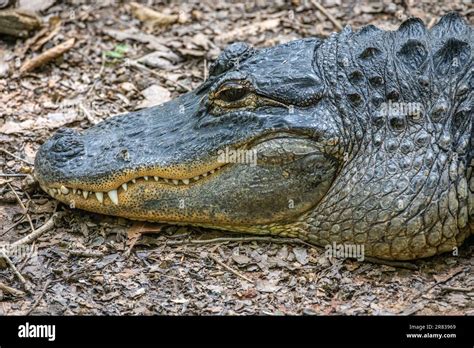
xmin=35 ymin=13 xmax=473 ymax=260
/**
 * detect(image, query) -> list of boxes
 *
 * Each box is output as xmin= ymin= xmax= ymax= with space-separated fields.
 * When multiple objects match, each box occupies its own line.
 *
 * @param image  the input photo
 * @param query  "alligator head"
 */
xmin=35 ymin=13 xmax=473 ymax=260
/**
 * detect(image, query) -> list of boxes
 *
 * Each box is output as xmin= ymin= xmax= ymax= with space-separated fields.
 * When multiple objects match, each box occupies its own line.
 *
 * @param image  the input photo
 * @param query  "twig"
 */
xmin=18 ymin=242 xmax=37 ymax=271
xmin=11 ymin=213 xmax=60 ymax=247
xmin=130 ymin=2 xmax=179 ymax=26
xmin=25 ymin=279 xmax=52 ymax=316
xmin=310 ymin=0 xmax=343 ymax=31
xmin=209 ymin=254 xmax=253 ymax=284
xmin=1 ymin=216 xmax=25 ymax=237
xmin=411 ymin=267 xmax=466 ymax=302
xmin=365 ymin=256 xmax=418 ymax=271
xmin=0 ymin=250 xmax=27 ymax=286
xmin=166 ymin=236 xmax=313 ymax=247
xmin=78 ymin=102 xmax=98 ymax=125
xmin=68 ymin=249 xmax=104 ymax=258
xmin=6 ymin=183 xmax=35 ymax=235
xmin=427 ymin=17 xmax=437 ymax=29
xmin=0 ymin=173 xmax=27 ymax=177
xmin=84 ymin=51 xmax=106 ymax=97
xmin=440 ymin=286 xmax=473 ymax=293
xmin=0 ymin=148 xmax=34 ymax=165
xmin=20 ymin=38 xmax=76 ymax=74
xmin=0 ymin=281 xmax=25 ymax=297
xmin=128 ymin=60 xmax=192 ymax=92
xmin=203 ymin=58 xmax=208 ymax=81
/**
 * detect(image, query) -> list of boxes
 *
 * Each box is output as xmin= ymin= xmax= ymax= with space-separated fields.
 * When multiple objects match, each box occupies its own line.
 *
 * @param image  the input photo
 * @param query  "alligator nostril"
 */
xmin=52 ymin=137 xmax=83 ymax=153
xmin=49 ymin=129 xmax=85 ymax=163
xmin=53 ymin=127 xmax=80 ymax=138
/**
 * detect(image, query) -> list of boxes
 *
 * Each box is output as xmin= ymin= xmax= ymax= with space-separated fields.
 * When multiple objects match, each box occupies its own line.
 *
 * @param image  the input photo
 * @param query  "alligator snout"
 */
xmin=35 ymin=127 xmax=86 ymax=185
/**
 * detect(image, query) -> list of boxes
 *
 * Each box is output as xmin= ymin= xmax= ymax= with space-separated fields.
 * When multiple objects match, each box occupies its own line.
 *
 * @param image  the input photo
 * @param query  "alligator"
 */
xmin=35 ymin=13 xmax=473 ymax=261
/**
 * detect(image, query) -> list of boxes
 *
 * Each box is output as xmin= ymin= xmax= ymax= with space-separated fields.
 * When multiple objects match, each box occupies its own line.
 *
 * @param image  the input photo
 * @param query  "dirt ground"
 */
xmin=0 ymin=0 xmax=473 ymax=315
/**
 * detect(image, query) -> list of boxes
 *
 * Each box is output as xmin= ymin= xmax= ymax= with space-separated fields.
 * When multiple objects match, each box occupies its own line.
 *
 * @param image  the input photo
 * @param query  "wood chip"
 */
xmin=0 ymin=8 xmax=41 ymax=37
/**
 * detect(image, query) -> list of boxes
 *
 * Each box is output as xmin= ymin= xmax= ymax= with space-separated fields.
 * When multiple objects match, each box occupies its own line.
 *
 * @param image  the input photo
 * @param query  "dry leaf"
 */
xmin=293 ymin=247 xmax=308 ymax=265
xmin=136 ymin=84 xmax=171 ymax=109
xmin=216 ymin=18 xmax=280 ymax=43
xmin=256 ymin=279 xmax=281 ymax=293
xmin=18 ymin=0 xmax=56 ymax=12
xmin=232 ymin=253 xmax=251 ymax=265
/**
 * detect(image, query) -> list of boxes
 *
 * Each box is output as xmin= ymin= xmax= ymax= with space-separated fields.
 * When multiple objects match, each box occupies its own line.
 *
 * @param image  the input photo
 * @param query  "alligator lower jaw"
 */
xmin=40 ymin=164 xmax=226 ymax=207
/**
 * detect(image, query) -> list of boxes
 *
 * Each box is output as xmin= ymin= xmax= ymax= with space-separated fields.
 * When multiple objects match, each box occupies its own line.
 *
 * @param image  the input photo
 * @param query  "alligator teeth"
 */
xmin=45 ymin=166 xmax=226 ymax=201
xmin=95 ymin=192 xmax=104 ymax=204
xmin=107 ymin=190 xmax=119 ymax=205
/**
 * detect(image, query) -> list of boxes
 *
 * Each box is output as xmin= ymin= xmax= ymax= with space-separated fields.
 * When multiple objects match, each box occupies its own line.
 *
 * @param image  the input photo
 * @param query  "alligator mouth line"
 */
xmin=42 ymin=164 xmax=226 ymax=206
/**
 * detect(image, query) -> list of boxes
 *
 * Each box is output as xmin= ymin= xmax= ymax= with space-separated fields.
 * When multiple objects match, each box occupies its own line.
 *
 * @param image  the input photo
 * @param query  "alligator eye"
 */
xmin=216 ymin=87 xmax=249 ymax=103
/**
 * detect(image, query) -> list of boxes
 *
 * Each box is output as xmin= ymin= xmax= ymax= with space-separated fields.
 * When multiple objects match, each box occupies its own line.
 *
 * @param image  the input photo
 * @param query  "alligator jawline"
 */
xmin=43 ymin=132 xmax=307 ymax=203
xmin=41 ymin=163 xmax=227 ymax=205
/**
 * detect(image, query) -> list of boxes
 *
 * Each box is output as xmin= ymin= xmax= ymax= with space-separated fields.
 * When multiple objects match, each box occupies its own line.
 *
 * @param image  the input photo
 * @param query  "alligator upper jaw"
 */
xmin=36 ymin=132 xmax=289 ymax=207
